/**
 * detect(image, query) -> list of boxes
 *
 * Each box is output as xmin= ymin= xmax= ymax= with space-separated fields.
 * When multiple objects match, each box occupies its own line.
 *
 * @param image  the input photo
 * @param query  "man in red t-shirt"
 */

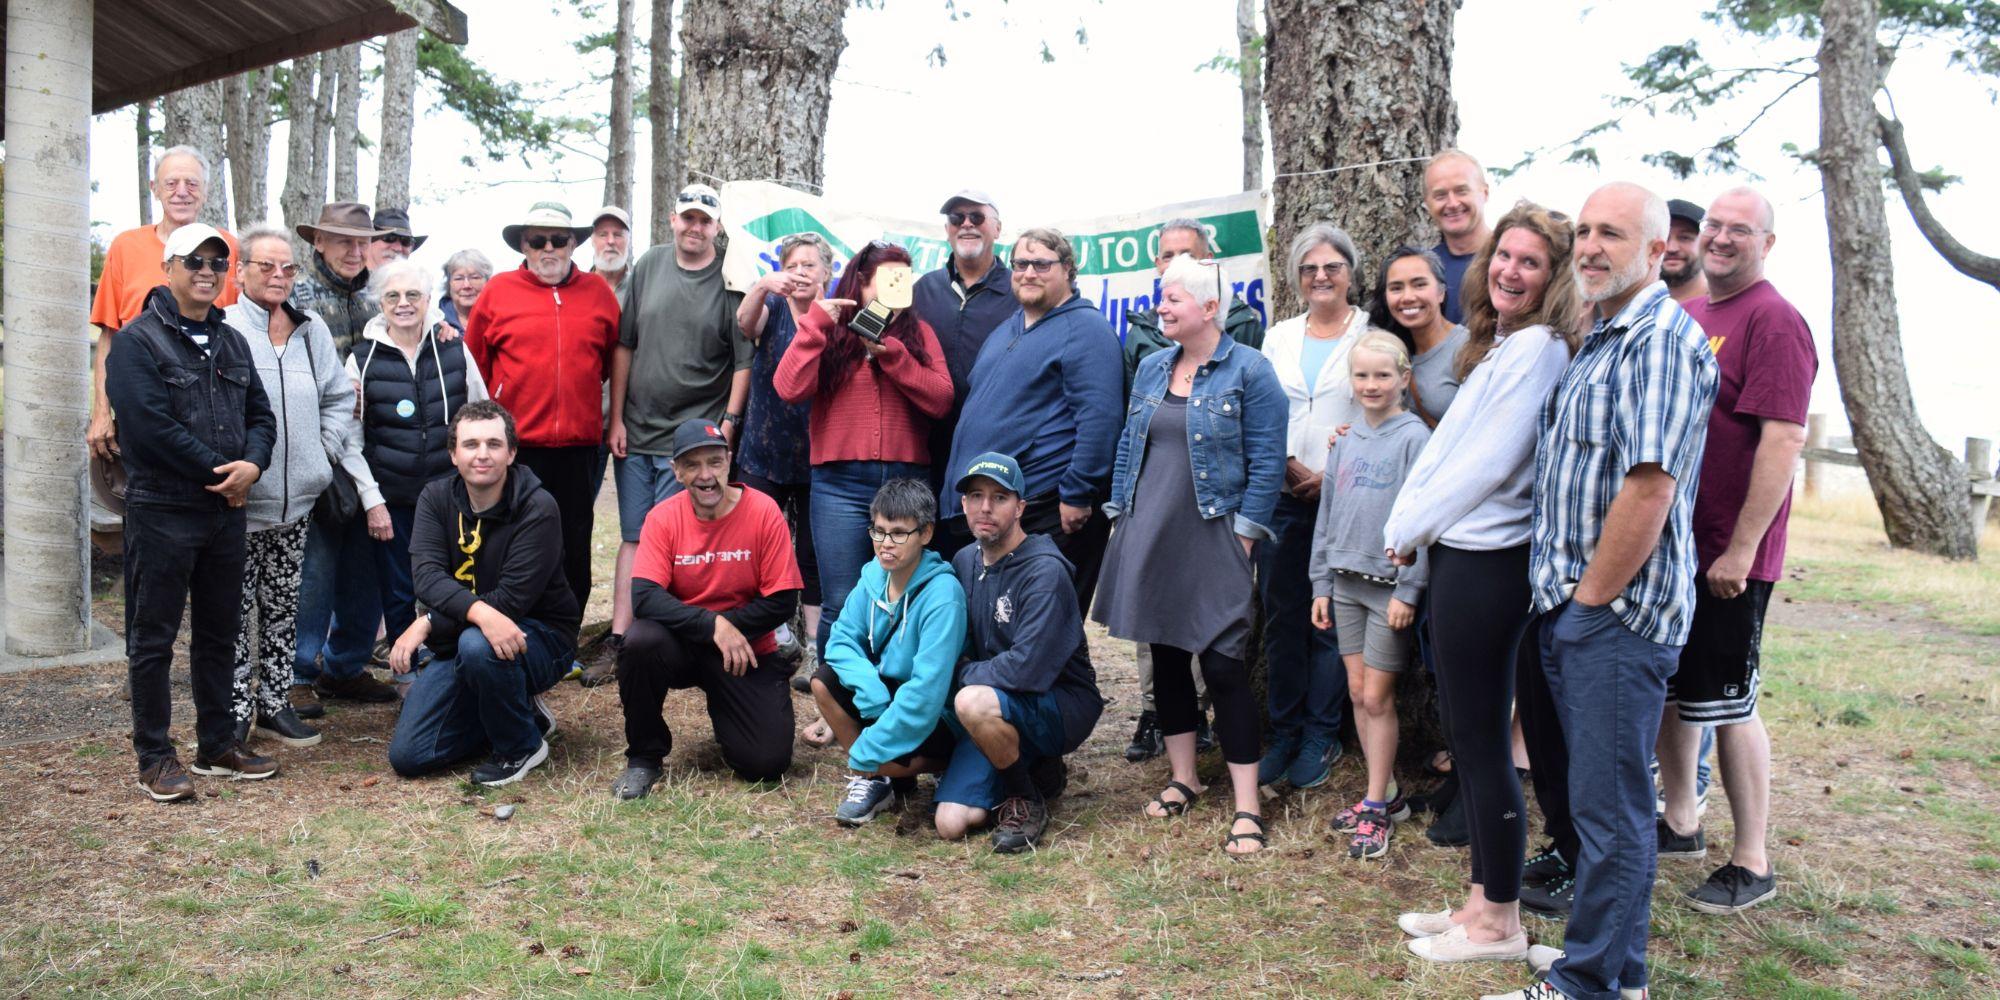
xmin=1655 ymin=186 xmax=1817 ymax=916
xmin=612 ymin=419 xmax=804 ymax=799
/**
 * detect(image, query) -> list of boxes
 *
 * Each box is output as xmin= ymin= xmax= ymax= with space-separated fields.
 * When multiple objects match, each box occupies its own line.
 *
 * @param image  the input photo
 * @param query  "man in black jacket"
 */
xmin=385 ymin=400 xmax=580 ymax=787
xmin=106 ymin=223 xmax=278 ymax=801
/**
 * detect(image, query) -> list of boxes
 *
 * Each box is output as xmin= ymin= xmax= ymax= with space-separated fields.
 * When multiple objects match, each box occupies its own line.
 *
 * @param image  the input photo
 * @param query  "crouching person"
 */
xmin=812 ymin=478 xmax=968 ymax=825
xmin=386 ymin=400 xmax=580 ymax=786
xmin=935 ymin=453 xmax=1105 ymax=853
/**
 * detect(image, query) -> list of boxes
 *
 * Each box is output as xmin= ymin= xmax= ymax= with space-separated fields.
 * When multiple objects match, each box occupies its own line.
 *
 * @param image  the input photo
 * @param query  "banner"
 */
xmin=720 ymin=181 xmax=1272 ymax=340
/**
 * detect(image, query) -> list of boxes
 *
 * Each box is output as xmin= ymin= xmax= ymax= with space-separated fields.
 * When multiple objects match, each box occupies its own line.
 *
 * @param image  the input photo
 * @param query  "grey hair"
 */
xmin=1287 ymin=222 xmax=1359 ymax=284
xmin=155 ymin=145 xmax=210 ymax=186
xmin=368 ymin=257 xmax=431 ymax=302
xmin=777 ymin=232 xmax=833 ymax=270
xmin=1159 ymin=252 xmax=1226 ymax=308
xmin=442 ymin=248 xmax=494 ymax=282
xmin=237 ymin=225 xmax=293 ymax=261
xmin=870 ymin=477 xmax=937 ymax=531
xmin=1157 ymin=216 xmax=1211 ymax=252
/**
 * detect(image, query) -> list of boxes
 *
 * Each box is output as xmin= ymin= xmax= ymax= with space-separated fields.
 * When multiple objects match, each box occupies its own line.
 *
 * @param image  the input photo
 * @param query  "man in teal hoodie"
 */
xmin=810 ymin=478 xmax=968 ymax=826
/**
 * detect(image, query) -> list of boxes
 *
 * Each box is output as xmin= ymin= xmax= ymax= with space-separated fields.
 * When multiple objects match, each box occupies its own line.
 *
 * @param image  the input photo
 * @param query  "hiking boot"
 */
xmin=472 ymin=740 xmax=549 ymax=787
xmin=1522 ymin=844 xmax=1572 ymax=888
xmin=1194 ymin=713 xmax=1216 ymax=753
xmin=834 ymin=774 xmax=898 ymax=826
xmin=253 ymin=707 xmax=323 ymax=748
xmin=611 ymin=762 xmax=662 ymax=800
xmin=990 ymin=796 xmax=1048 ymax=854
xmin=1287 ymin=732 xmax=1342 ymax=789
xmin=191 ymin=744 xmax=278 ymax=780
xmin=1685 ymin=862 xmax=1777 ymax=914
xmin=532 ymin=695 xmax=557 ymax=740
xmin=578 ymin=657 xmax=618 ymax=688
xmin=315 ymin=672 xmax=399 ymax=703
xmin=1029 ymin=756 xmax=1068 ymax=801
xmin=1124 ymin=710 xmax=1164 ymax=763
xmin=1656 ymin=817 xmax=1707 ymax=859
xmin=1425 ymin=791 xmax=1470 ymax=847
xmin=137 ymin=755 xmax=195 ymax=802
xmin=1348 ymin=808 xmax=1392 ymax=860
xmin=289 ymin=684 xmax=325 ymax=720
xmin=1520 ymin=873 xmax=1575 ymax=918
xmin=1257 ymin=730 xmax=1300 ymax=786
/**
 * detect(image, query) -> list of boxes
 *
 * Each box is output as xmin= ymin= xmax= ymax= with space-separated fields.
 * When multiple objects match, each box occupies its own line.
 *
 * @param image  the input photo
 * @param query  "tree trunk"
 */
xmin=280 ymin=54 xmax=322 ymax=233
xmin=134 ymin=100 xmax=153 ymax=226
xmin=1817 ymin=0 xmax=1977 ymax=558
xmin=1264 ymin=0 xmax=1455 ymax=318
xmin=648 ymin=0 xmax=679 ymax=244
xmin=605 ymin=0 xmax=638 ymax=210
xmin=309 ymin=55 xmax=337 ymax=212
xmin=678 ymin=0 xmax=845 ymax=195
xmin=161 ymin=80 xmax=230 ymax=228
xmin=377 ymin=27 xmax=419 ymax=211
xmin=333 ymin=43 xmax=362 ymax=203
xmin=1236 ymin=0 xmax=1263 ymax=191
xmin=225 ymin=69 xmax=272 ymax=232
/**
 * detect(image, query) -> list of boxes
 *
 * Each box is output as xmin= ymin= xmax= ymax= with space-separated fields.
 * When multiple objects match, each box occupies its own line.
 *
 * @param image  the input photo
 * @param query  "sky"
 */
xmin=83 ymin=0 xmax=2000 ymax=450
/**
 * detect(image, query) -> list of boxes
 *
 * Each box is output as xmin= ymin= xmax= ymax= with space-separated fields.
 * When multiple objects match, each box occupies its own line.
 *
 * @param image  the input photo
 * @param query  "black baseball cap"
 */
xmin=954 ymin=451 xmax=1025 ymax=496
xmin=1667 ymin=198 xmax=1705 ymax=227
xmin=670 ymin=419 xmax=729 ymax=460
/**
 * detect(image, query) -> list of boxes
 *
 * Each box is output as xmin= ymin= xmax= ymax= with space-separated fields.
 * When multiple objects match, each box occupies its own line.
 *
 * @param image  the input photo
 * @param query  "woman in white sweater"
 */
xmin=1383 ymin=202 xmax=1582 ymax=963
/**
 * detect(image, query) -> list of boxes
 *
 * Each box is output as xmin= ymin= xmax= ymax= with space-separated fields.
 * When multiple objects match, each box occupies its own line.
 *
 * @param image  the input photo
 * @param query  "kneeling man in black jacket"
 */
xmin=386 ymin=400 xmax=580 ymax=786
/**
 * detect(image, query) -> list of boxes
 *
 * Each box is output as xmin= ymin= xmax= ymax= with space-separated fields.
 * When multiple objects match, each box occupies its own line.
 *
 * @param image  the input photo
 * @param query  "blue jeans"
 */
xmin=614 ymin=453 xmax=684 ymax=542
xmin=387 ymin=618 xmax=571 ymax=775
xmin=373 ymin=504 xmax=419 ymax=641
xmin=1257 ymin=494 xmax=1346 ymax=742
xmin=1540 ymin=600 xmax=1680 ymax=1000
xmin=294 ymin=512 xmax=381 ymax=684
xmin=809 ymin=460 xmax=926 ymax=656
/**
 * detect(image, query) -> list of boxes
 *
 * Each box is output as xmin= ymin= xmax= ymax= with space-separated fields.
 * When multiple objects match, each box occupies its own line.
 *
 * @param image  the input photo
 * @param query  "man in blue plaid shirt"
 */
xmin=1490 ymin=182 xmax=1718 ymax=1000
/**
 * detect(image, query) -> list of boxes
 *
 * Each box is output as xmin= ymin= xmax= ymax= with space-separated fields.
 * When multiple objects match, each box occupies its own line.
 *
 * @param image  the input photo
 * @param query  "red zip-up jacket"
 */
xmin=464 ymin=264 xmax=621 ymax=449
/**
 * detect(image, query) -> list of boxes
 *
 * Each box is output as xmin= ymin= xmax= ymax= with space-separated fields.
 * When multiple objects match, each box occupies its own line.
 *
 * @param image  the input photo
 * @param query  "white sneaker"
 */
xmin=1527 ymin=943 xmax=1562 ymax=974
xmin=1397 ymin=908 xmax=1456 ymax=937
xmin=1407 ymin=923 xmax=1528 ymax=963
xmin=1479 ymin=982 xmax=1563 ymax=1000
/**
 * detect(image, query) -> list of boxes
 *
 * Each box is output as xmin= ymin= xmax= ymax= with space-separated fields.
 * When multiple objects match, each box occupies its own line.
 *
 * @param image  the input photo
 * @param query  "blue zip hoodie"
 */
xmin=952 ymin=532 xmax=1104 ymax=751
xmin=824 ymin=549 xmax=968 ymax=773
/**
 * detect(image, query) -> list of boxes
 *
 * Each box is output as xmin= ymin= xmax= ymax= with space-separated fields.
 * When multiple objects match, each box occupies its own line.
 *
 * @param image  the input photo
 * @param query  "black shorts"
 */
xmin=811 ymin=663 xmax=956 ymax=765
xmin=1667 ymin=579 xmax=1774 ymax=725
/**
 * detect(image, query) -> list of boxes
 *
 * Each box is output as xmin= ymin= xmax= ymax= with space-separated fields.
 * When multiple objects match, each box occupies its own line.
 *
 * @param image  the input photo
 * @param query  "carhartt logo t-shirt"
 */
xmin=631 ymin=485 xmax=803 ymax=654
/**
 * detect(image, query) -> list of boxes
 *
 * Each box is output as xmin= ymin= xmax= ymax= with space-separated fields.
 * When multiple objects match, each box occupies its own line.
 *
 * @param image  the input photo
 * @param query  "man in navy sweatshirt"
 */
xmin=937 ymin=228 xmax=1123 ymax=614
xmin=935 ymin=453 xmax=1105 ymax=853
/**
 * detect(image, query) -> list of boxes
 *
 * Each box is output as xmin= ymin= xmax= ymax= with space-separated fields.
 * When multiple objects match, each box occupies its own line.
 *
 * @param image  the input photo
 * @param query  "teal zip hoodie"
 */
xmin=824 ymin=549 xmax=968 ymax=773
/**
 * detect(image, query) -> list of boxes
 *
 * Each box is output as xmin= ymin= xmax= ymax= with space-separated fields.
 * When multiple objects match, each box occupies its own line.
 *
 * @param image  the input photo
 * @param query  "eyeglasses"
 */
xmin=380 ymin=289 xmax=426 ymax=303
xmin=524 ymin=233 xmax=573 ymax=250
xmin=866 ymin=526 xmax=920 ymax=545
xmin=1699 ymin=220 xmax=1764 ymax=241
xmin=374 ymin=234 xmax=415 ymax=248
xmin=246 ymin=259 xmax=300 ymax=278
xmin=176 ymin=254 xmax=231 ymax=273
xmin=1013 ymin=257 xmax=1059 ymax=274
xmin=947 ymin=211 xmax=988 ymax=227
xmin=678 ymin=192 xmax=720 ymax=209
xmin=1298 ymin=262 xmax=1349 ymax=278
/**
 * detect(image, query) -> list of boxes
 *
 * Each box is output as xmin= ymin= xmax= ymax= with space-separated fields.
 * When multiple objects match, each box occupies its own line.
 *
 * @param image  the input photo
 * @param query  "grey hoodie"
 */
xmin=1309 ymin=410 xmax=1432 ymax=605
xmin=224 ymin=301 xmax=380 ymax=529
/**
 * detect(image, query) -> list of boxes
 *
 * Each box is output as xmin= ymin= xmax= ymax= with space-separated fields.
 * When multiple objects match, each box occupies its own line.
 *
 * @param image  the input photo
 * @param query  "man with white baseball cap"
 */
xmin=590 ymin=206 xmax=635 ymax=294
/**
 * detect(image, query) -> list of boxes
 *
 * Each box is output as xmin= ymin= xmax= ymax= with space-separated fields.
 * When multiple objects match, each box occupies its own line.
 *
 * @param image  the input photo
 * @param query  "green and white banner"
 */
xmin=720 ymin=180 xmax=1273 ymax=340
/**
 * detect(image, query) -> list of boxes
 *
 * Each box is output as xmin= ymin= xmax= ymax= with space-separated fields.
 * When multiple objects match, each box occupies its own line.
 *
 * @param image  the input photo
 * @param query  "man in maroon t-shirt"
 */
xmin=1655 ymin=186 xmax=1817 ymax=916
xmin=611 ymin=419 xmax=804 ymax=799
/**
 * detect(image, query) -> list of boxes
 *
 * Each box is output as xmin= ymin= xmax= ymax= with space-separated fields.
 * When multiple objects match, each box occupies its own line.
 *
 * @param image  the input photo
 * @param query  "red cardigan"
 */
xmin=773 ymin=302 xmax=952 ymax=465
xmin=463 ymin=265 xmax=621 ymax=449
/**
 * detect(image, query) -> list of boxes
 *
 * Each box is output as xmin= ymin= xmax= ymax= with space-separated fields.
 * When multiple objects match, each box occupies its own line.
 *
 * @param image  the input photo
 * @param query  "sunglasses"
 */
xmin=374 ymin=234 xmax=415 ymax=248
xmin=947 ymin=211 xmax=988 ymax=227
xmin=246 ymin=259 xmax=300 ymax=278
xmin=1298 ymin=262 xmax=1349 ymax=278
xmin=177 ymin=254 xmax=231 ymax=273
xmin=678 ymin=192 xmax=720 ymax=209
xmin=524 ymin=233 xmax=573 ymax=250
xmin=1013 ymin=257 xmax=1060 ymax=274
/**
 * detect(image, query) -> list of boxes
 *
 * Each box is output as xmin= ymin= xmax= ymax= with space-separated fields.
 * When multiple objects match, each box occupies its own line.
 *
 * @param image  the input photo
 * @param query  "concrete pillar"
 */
xmin=4 ymin=0 xmax=94 ymax=655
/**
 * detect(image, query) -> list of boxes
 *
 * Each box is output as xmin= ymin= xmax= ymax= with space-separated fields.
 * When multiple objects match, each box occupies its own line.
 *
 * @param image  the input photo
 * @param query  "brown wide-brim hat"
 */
xmin=295 ymin=201 xmax=391 ymax=243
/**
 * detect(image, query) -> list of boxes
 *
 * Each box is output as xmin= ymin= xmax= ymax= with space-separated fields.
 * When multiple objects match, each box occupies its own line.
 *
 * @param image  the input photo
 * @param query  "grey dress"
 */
xmin=1093 ymin=393 xmax=1256 ymax=659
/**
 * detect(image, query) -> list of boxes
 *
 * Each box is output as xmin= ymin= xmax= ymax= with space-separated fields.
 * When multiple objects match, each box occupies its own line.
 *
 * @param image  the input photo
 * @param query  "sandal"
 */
xmin=1224 ymin=811 xmax=1267 ymax=856
xmin=1145 ymin=780 xmax=1199 ymax=818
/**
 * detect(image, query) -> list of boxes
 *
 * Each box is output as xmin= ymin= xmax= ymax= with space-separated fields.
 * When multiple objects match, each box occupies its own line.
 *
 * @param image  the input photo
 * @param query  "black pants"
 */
xmin=737 ymin=471 xmax=820 ymax=606
xmin=1427 ymin=543 xmax=1534 ymax=902
xmin=1150 ymin=644 xmax=1260 ymax=765
xmin=124 ymin=502 xmax=248 ymax=768
xmin=937 ymin=491 xmax=1111 ymax=617
xmin=617 ymin=618 xmax=794 ymax=781
xmin=517 ymin=445 xmax=598 ymax=621
xmin=1516 ymin=598 xmax=1580 ymax=867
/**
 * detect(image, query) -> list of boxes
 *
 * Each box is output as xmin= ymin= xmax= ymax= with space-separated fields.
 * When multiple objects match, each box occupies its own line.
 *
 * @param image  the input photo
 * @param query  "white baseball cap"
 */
xmin=162 ymin=223 xmax=228 ymax=262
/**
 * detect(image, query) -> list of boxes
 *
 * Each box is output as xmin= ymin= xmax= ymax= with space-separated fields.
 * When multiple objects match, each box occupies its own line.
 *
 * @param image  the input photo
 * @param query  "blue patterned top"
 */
xmin=737 ymin=294 xmax=813 ymax=484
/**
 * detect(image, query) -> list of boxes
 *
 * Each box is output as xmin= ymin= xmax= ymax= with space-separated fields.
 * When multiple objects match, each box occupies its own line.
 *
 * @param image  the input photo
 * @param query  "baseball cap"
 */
xmin=939 ymin=188 xmax=998 ymax=215
xmin=954 ymin=451 xmax=1025 ymax=496
xmin=1667 ymin=198 xmax=1705 ymax=227
xmin=675 ymin=184 xmax=722 ymax=220
xmin=670 ymin=418 xmax=729 ymax=460
xmin=162 ymin=223 xmax=228 ymax=262
xmin=592 ymin=206 xmax=632 ymax=231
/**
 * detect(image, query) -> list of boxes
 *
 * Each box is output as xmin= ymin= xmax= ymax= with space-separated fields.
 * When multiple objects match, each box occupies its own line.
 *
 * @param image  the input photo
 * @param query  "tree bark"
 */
xmin=1263 ymin=0 xmax=1456 ymax=318
xmin=1819 ymin=0 xmax=1977 ymax=558
xmin=225 ymin=70 xmax=272 ymax=232
xmin=135 ymin=100 xmax=153 ymax=227
xmin=309 ymin=55 xmax=337 ymax=212
xmin=1236 ymin=0 xmax=1263 ymax=191
xmin=161 ymin=80 xmax=230 ymax=228
xmin=333 ymin=43 xmax=363 ymax=203
xmin=377 ymin=28 xmax=419 ymax=211
xmin=605 ymin=0 xmax=638 ymax=210
xmin=678 ymin=0 xmax=846 ymax=195
xmin=280 ymin=54 xmax=322 ymax=233
xmin=649 ymin=0 xmax=679 ymax=244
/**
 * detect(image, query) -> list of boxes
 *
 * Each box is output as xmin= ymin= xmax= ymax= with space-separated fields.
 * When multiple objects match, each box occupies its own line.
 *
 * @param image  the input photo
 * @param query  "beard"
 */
xmin=596 ymin=249 xmax=628 ymax=272
xmin=1662 ymin=255 xmax=1699 ymax=287
xmin=1577 ymin=250 xmax=1652 ymax=305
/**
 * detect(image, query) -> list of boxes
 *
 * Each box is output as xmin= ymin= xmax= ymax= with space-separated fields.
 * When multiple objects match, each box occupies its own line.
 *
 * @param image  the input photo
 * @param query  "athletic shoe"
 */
xmin=1286 ymin=732 xmax=1342 ymax=789
xmin=1407 ymin=923 xmax=1529 ymax=962
xmin=990 ymin=796 xmax=1048 ymax=854
xmin=1335 ymin=791 xmax=1411 ymax=834
xmin=472 ymin=740 xmax=549 ymax=787
xmin=1257 ymin=730 xmax=1300 ymax=786
xmin=1029 ymin=756 xmax=1068 ymax=801
xmin=532 ymin=695 xmax=557 ymax=740
xmin=1522 ymin=844 xmax=1572 ymax=888
xmin=1656 ymin=817 xmax=1707 ymax=859
xmin=1480 ymin=981 xmax=1564 ymax=1000
xmin=1397 ymin=908 xmax=1455 ymax=937
xmin=369 ymin=636 xmax=393 ymax=668
xmin=774 ymin=623 xmax=803 ymax=665
xmin=1519 ymin=873 xmax=1574 ymax=919
xmin=1348 ymin=808 xmax=1391 ymax=859
xmin=1194 ymin=713 xmax=1216 ymax=754
xmin=1527 ymin=944 xmax=1563 ymax=974
xmin=1425 ymin=792 xmax=1470 ymax=847
xmin=1124 ymin=710 xmax=1164 ymax=763
xmin=232 ymin=716 xmax=251 ymax=748
xmin=289 ymin=683 xmax=325 ymax=720
xmin=1685 ymin=863 xmax=1777 ymax=914
xmin=253 ymin=707 xmax=323 ymax=748
xmin=137 ymin=755 xmax=195 ymax=802
xmin=835 ymin=774 xmax=898 ymax=826
xmin=611 ymin=763 xmax=662 ymax=800
xmin=191 ymin=744 xmax=278 ymax=780
xmin=315 ymin=672 xmax=399 ymax=703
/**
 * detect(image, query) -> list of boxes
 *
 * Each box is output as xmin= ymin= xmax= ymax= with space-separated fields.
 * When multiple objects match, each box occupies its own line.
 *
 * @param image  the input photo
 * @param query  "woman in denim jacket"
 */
xmin=1093 ymin=254 xmax=1287 ymax=855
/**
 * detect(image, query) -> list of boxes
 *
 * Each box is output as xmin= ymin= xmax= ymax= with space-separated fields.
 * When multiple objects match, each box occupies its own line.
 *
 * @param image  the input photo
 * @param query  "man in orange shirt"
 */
xmin=88 ymin=145 xmax=240 ymax=460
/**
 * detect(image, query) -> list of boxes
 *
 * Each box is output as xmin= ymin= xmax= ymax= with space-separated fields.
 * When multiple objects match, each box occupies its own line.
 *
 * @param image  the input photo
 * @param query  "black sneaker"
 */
xmin=1029 ymin=756 xmax=1068 ymax=801
xmin=1124 ymin=710 xmax=1164 ymax=763
xmin=1194 ymin=713 xmax=1216 ymax=754
xmin=1685 ymin=863 xmax=1776 ymax=914
xmin=1656 ymin=817 xmax=1707 ymax=859
xmin=611 ymin=762 xmax=662 ymax=800
xmin=1425 ymin=791 xmax=1470 ymax=847
xmin=472 ymin=740 xmax=549 ymax=787
xmin=253 ymin=707 xmax=323 ymax=748
xmin=1520 ymin=873 xmax=1575 ymax=919
xmin=990 ymin=796 xmax=1048 ymax=854
xmin=1522 ymin=844 xmax=1572 ymax=888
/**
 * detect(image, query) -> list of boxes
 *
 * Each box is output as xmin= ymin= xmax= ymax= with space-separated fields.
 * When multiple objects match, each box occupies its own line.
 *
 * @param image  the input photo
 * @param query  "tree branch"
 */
xmin=1878 ymin=112 xmax=2000 ymax=289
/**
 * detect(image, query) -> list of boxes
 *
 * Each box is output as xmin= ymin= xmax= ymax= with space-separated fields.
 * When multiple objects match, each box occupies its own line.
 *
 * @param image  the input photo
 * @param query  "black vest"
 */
xmin=354 ymin=329 xmax=470 ymax=506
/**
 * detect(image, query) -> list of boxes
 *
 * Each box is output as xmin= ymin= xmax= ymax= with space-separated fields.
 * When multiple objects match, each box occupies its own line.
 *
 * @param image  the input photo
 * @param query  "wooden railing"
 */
xmin=1802 ymin=413 xmax=1997 ymax=525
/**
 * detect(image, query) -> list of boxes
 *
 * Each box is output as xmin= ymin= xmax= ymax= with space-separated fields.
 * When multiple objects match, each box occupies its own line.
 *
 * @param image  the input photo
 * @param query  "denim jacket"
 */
xmin=1104 ymin=333 xmax=1287 ymax=540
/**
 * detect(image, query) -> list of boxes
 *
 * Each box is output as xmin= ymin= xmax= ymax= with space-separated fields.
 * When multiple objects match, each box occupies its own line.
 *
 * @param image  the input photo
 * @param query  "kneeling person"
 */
xmin=812 ymin=478 xmax=968 ymax=825
xmin=387 ymin=400 xmax=580 ymax=786
xmin=614 ymin=420 xmax=804 ymax=798
xmin=936 ymin=453 xmax=1105 ymax=852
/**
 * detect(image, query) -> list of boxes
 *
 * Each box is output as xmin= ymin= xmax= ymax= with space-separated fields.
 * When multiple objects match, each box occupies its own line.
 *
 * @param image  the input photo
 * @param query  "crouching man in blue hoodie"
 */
xmin=811 ymin=478 xmax=968 ymax=826
xmin=935 ymin=452 xmax=1105 ymax=853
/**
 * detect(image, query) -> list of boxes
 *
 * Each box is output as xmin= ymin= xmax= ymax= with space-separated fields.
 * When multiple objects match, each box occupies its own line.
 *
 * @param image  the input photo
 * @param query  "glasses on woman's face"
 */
xmin=866 ymin=526 xmax=919 ymax=545
xmin=381 ymin=289 xmax=426 ymax=304
xmin=246 ymin=259 xmax=301 ymax=278
xmin=1298 ymin=261 xmax=1349 ymax=279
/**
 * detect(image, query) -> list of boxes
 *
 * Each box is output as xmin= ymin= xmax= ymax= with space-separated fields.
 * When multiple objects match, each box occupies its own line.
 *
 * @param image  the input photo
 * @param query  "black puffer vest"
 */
xmin=354 ymin=325 xmax=470 ymax=506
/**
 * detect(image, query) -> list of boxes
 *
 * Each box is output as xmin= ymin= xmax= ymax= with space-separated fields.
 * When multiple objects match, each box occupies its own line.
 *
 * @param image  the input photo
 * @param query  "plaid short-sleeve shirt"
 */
xmin=1530 ymin=280 xmax=1719 ymax=646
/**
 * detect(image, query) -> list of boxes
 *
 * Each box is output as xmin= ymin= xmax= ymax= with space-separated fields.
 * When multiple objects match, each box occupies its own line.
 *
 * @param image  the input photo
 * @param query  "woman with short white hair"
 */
xmin=439 ymin=249 xmax=494 ymax=331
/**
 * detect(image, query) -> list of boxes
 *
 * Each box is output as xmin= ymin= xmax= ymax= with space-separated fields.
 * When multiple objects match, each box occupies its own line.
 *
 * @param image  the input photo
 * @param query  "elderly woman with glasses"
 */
xmin=345 ymin=257 xmax=489 ymax=675
xmin=1094 ymin=253 xmax=1287 ymax=856
xmin=439 ymin=249 xmax=494 ymax=332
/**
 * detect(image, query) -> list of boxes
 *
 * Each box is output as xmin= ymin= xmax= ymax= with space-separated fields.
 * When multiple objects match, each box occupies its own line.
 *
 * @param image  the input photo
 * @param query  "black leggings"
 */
xmin=1427 ymin=543 xmax=1532 ymax=903
xmin=1150 ymin=644 xmax=1259 ymax=765
xmin=737 ymin=471 xmax=821 ymax=606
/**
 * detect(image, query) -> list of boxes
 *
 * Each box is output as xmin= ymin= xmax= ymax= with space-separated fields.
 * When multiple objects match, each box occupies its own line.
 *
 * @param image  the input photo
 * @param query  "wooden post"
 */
xmin=1968 ymin=436 xmax=1993 ymax=529
xmin=1804 ymin=413 xmax=1828 ymax=500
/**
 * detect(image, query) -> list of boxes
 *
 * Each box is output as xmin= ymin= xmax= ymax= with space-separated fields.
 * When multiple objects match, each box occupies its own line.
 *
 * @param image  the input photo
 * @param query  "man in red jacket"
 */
xmin=465 ymin=202 xmax=622 ymax=627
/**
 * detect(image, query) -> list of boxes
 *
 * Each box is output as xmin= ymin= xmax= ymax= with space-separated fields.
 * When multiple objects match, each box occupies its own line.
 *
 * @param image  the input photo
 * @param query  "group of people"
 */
xmin=96 ymin=140 xmax=1818 ymax=999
